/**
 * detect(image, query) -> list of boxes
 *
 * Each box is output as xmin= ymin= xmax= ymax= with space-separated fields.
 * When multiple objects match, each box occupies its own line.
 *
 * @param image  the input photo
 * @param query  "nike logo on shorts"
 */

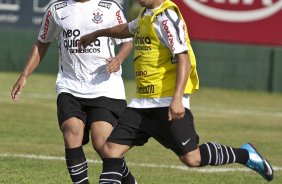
xmin=182 ymin=138 xmax=191 ymax=146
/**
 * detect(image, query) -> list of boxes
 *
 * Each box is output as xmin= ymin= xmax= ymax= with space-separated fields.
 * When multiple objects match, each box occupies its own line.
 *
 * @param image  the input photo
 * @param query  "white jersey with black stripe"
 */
xmin=38 ymin=0 xmax=131 ymax=99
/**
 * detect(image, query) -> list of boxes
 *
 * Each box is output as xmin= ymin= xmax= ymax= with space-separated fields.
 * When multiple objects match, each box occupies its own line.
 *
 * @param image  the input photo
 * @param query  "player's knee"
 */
xmin=61 ymin=121 xmax=84 ymax=144
xmin=62 ymin=127 xmax=81 ymax=139
xmin=92 ymin=144 xmax=102 ymax=155
xmin=92 ymin=138 xmax=106 ymax=156
xmin=101 ymin=142 xmax=128 ymax=158
xmin=179 ymin=149 xmax=201 ymax=167
xmin=179 ymin=155 xmax=201 ymax=167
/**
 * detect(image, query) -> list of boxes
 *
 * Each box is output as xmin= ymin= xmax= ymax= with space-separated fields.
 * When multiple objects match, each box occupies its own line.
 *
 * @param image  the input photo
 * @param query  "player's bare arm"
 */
xmin=11 ymin=40 xmax=50 ymax=102
xmin=169 ymin=51 xmax=191 ymax=121
xmin=106 ymin=41 xmax=133 ymax=74
xmin=78 ymin=23 xmax=132 ymax=50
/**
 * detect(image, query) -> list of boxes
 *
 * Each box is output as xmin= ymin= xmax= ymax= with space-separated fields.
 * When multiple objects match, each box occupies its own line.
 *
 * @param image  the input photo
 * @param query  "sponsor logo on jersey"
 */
xmin=62 ymin=29 xmax=101 ymax=53
xmin=134 ymin=36 xmax=152 ymax=51
xmin=116 ymin=10 xmax=123 ymax=24
xmin=70 ymin=47 xmax=101 ymax=54
xmin=55 ymin=2 xmax=67 ymax=10
xmin=92 ymin=9 xmax=103 ymax=24
xmin=137 ymin=85 xmax=155 ymax=94
xmin=40 ymin=11 xmax=51 ymax=39
xmin=136 ymin=70 xmax=148 ymax=77
xmin=135 ymin=27 xmax=152 ymax=51
xmin=135 ymin=45 xmax=152 ymax=51
xmin=135 ymin=36 xmax=151 ymax=44
xmin=162 ymin=19 xmax=175 ymax=51
xmin=98 ymin=1 xmax=112 ymax=9
xmin=182 ymin=0 xmax=282 ymax=22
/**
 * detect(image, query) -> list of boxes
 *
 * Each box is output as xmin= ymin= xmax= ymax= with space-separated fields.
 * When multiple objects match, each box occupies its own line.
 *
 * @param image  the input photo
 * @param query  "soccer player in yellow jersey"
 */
xmin=78 ymin=0 xmax=274 ymax=183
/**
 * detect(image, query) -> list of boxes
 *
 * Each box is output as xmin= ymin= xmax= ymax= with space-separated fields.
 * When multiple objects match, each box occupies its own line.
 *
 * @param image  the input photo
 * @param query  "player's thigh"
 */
xmin=85 ymin=97 xmax=127 ymax=124
xmin=61 ymin=117 xmax=85 ymax=148
xmin=57 ymin=93 xmax=87 ymax=147
xmin=179 ymin=147 xmax=201 ymax=167
xmin=90 ymin=121 xmax=113 ymax=152
xmin=87 ymin=106 xmax=119 ymax=128
xmin=150 ymin=108 xmax=199 ymax=156
xmin=102 ymin=142 xmax=131 ymax=158
xmin=107 ymin=108 xmax=150 ymax=147
xmin=88 ymin=107 xmax=116 ymax=143
xmin=61 ymin=117 xmax=85 ymax=136
xmin=57 ymin=92 xmax=87 ymax=130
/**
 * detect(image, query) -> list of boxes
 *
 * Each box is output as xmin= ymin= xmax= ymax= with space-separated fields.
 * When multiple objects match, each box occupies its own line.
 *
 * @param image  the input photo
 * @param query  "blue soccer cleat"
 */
xmin=240 ymin=143 xmax=274 ymax=181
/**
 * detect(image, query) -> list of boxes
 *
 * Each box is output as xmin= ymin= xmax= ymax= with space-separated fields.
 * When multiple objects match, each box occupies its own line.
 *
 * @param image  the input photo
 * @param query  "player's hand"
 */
xmin=106 ymin=57 xmax=121 ymax=74
xmin=11 ymin=75 xmax=27 ymax=102
xmin=78 ymin=32 xmax=98 ymax=51
xmin=168 ymin=98 xmax=185 ymax=121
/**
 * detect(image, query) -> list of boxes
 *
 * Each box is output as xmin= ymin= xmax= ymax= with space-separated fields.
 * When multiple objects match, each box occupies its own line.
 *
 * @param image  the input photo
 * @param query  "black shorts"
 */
xmin=56 ymin=92 xmax=127 ymax=128
xmin=107 ymin=107 xmax=199 ymax=156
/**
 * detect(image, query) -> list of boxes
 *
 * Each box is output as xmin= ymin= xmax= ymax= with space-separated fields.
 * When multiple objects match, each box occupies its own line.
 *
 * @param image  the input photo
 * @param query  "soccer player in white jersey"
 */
xmin=11 ymin=0 xmax=136 ymax=183
xmin=78 ymin=0 xmax=274 ymax=183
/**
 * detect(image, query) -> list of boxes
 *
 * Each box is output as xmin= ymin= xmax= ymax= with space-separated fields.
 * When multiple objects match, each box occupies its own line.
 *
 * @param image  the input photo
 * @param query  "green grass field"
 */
xmin=0 ymin=72 xmax=281 ymax=184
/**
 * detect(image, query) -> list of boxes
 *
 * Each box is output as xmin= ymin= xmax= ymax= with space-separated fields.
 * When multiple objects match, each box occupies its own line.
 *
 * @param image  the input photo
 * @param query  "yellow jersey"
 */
xmin=133 ymin=0 xmax=199 ymax=98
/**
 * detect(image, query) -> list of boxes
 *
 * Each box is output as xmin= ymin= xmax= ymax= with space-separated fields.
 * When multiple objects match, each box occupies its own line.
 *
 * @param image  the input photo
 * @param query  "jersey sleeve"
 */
xmin=37 ymin=5 xmax=58 ymax=43
xmin=155 ymin=9 xmax=189 ymax=55
xmin=128 ymin=18 xmax=138 ymax=35
xmin=110 ymin=1 xmax=132 ymax=44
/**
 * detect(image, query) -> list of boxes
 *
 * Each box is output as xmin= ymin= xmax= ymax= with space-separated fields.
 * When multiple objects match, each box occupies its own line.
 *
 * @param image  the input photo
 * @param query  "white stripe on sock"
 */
xmin=230 ymin=147 xmax=236 ymax=163
xmin=223 ymin=145 xmax=229 ymax=164
xmin=211 ymin=142 xmax=218 ymax=165
xmin=205 ymin=143 xmax=212 ymax=165
xmin=68 ymin=161 xmax=87 ymax=169
xmin=101 ymin=172 xmax=122 ymax=176
xmin=74 ymin=177 xmax=88 ymax=184
xmin=99 ymin=179 xmax=121 ymax=184
xmin=70 ymin=168 xmax=88 ymax=176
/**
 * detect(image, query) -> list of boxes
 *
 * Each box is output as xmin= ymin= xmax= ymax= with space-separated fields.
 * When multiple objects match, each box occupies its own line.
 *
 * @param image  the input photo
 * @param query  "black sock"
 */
xmin=121 ymin=157 xmax=136 ymax=184
xmin=99 ymin=158 xmax=123 ymax=184
xmin=199 ymin=142 xmax=249 ymax=166
xmin=65 ymin=146 xmax=88 ymax=184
